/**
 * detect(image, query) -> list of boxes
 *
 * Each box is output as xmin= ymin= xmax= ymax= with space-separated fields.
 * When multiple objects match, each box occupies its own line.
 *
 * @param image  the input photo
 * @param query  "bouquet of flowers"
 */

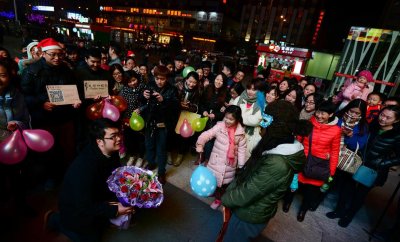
xmin=107 ymin=166 xmax=164 ymax=228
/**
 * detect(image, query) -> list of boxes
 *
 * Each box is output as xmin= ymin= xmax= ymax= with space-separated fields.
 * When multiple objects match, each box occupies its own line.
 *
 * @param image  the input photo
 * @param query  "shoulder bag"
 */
xmin=337 ymin=141 xmax=363 ymax=174
xmin=303 ymin=130 xmax=331 ymax=181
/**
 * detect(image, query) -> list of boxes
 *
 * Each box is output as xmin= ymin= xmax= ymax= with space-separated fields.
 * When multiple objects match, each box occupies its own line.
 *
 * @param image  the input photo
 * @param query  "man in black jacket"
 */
xmin=20 ymin=38 xmax=81 ymax=189
xmin=44 ymin=118 xmax=133 ymax=242
xmin=142 ymin=65 xmax=179 ymax=184
xmin=74 ymin=47 xmax=115 ymax=150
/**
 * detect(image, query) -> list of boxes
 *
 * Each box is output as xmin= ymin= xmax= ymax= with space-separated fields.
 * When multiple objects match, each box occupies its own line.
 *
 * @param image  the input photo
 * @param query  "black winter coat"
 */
xmin=59 ymin=143 xmax=119 ymax=234
xmin=363 ymin=122 xmax=400 ymax=186
xmin=20 ymin=58 xmax=77 ymax=126
xmin=141 ymin=82 xmax=179 ymax=130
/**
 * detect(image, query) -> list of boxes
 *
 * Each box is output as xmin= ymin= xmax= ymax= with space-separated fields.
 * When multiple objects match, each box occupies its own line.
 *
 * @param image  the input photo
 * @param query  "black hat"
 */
xmin=175 ymin=55 xmax=186 ymax=62
xmin=265 ymin=100 xmax=312 ymax=139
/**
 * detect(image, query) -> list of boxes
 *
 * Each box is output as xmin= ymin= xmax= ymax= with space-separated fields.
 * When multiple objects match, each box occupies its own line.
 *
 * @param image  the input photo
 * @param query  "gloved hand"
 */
xmin=290 ymin=174 xmax=298 ymax=192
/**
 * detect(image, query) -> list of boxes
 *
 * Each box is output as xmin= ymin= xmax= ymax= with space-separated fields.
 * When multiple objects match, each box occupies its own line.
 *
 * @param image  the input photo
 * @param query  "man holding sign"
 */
xmin=21 ymin=38 xmax=81 ymax=190
xmin=74 ymin=48 xmax=115 ymax=150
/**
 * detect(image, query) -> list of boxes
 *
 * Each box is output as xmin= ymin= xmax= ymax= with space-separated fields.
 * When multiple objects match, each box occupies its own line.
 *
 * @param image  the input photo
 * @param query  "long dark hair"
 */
xmin=224 ymin=105 xmax=243 ymax=126
xmin=336 ymin=99 xmax=368 ymax=135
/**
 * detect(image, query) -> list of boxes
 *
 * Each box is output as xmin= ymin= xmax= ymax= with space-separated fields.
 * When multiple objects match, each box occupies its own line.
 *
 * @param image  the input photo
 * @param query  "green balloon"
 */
xmin=183 ymin=66 xmax=195 ymax=78
xmin=129 ymin=113 xmax=145 ymax=131
xmin=191 ymin=117 xmax=208 ymax=132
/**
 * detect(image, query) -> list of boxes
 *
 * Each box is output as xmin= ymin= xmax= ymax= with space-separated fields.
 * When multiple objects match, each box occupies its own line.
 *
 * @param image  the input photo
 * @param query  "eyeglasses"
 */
xmin=45 ymin=52 xmax=64 ymax=59
xmin=103 ymin=133 xmax=122 ymax=141
xmin=305 ymin=101 xmax=315 ymax=105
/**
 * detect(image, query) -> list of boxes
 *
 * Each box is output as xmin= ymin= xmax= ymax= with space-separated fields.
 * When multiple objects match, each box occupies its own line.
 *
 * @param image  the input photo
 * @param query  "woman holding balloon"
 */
xmin=0 ymin=60 xmax=35 ymax=216
xmin=119 ymin=70 xmax=146 ymax=166
xmin=172 ymin=71 xmax=201 ymax=166
xmin=199 ymin=73 xmax=228 ymax=163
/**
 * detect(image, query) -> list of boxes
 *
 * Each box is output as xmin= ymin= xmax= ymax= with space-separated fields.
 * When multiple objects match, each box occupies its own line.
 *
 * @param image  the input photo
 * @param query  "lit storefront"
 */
xmin=257 ymin=42 xmax=312 ymax=81
xmin=56 ymin=12 xmax=94 ymax=40
xmin=96 ymin=6 xmax=222 ymax=49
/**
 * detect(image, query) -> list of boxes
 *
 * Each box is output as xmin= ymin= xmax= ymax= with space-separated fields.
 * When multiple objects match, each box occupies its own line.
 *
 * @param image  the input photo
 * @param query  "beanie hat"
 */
xmin=264 ymin=100 xmax=312 ymax=139
xmin=26 ymin=41 xmax=39 ymax=59
xmin=357 ymin=70 xmax=373 ymax=82
xmin=38 ymin=38 xmax=61 ymax=52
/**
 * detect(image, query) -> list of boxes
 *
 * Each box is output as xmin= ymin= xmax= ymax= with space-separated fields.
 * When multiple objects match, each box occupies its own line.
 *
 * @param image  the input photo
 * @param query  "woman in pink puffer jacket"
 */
xmin=196 ymin=105 xmax=247 ymax=209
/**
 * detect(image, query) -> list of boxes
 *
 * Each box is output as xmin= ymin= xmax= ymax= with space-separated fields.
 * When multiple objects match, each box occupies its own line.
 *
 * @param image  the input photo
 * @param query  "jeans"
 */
xmin=145 ymin=127 xmax=168 ymax=175
xmin=223 ymin=213 xmax=267 ymax=242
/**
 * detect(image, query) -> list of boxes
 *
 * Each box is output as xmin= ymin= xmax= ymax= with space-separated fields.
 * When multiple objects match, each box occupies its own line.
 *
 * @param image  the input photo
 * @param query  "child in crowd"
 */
xmin=196 ymin=105 xmax=247 ymax=209
xmin=119 ymin=71 xmax=146 ymax=166
xmin=366 ymin=92 xmax=382 ymax=123
xmin=339 ymin=70 xmax=374 ymax=110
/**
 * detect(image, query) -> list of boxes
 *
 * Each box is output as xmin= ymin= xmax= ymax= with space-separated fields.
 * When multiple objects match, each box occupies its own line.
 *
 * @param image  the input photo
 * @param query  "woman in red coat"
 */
xmin=284 ymin=101 xmax=341 ymax=222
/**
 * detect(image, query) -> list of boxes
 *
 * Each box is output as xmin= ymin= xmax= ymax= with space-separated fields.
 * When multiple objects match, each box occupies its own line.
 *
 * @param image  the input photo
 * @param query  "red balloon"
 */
xmin=22 ymin=129 xmax=54 ymax=152
xmin=86 ymin=100 xmax=104 ymax=120
xmin=180 ymin=119 xmax=194 ymax=138
xmin=0 ymin=130 xmax=28 ymax=165
xmin=110 ymin=95 xmax=128 ymax=112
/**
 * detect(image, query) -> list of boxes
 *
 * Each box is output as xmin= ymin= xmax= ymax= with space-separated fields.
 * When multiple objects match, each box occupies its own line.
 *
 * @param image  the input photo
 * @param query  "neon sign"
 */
xmin=0 ymin=11 xmax=15 ymax=19
xmin=67 ymin=12 xmax=89 ymax=23
xmin=32 ymin=6 xmax=55 ymax=12
xmin=27 ymin=13 xmax=46 ymax=24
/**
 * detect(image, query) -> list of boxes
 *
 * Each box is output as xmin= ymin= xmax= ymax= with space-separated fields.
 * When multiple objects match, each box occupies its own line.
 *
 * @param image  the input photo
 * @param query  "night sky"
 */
xmin=317 ymin=0 xmax=388 ymax=52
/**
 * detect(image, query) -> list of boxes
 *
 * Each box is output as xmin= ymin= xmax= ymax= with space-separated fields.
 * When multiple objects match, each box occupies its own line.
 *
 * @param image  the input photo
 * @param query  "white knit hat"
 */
xmin=26 ymin=41 xmax=39 ymax=59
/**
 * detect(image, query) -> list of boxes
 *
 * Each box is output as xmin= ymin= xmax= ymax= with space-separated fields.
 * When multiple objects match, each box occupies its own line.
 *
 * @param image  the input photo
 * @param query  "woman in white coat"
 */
xmin=233 ymin=79 xmax=263 ymax=158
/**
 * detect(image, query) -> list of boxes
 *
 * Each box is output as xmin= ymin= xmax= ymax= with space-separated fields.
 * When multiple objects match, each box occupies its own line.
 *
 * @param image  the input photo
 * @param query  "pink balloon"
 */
xmin=102 ymin=101 xmax=120 ymax=121
xmin=0 ymin=130 xmax=28 ymax=165
xmin=180 ymin=119 xmax=194 ymax=138
xmin=22 ymin=129 xmax=54 ymax=152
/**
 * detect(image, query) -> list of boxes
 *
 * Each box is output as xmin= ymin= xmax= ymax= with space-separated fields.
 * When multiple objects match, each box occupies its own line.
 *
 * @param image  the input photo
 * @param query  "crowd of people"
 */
xmin=1 ymin=37 xmax=400 ymax=242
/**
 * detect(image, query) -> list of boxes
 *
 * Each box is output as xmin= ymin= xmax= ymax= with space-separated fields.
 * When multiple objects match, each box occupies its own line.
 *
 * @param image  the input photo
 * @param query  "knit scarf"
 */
xmin=299 ymin=108 xmax=315 ymax=120
xmin=227 ymin=125 xmax=237 ymax=167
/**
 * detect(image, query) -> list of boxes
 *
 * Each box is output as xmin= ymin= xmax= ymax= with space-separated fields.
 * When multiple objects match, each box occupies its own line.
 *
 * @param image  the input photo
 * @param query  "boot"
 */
xmin=173 ymin=154 xmax=184 ymax=167
xmin=326 ymin=210 xmax=342 ymax=219
xmin=338 ymin=214 xmax=353 ymax=227
xmin=167 ymin=152 xmax=173 ymax=165
xmin=297 ymin=209 xmax=307 ymax=222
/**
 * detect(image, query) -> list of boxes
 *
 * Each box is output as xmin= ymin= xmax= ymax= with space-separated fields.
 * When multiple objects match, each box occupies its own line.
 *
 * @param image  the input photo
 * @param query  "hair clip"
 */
xmin=260 ymin=113 xmax=274 ymax=128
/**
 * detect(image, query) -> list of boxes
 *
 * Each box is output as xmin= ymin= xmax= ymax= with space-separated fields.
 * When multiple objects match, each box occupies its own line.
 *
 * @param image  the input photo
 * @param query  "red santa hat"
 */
xmin=126 ymin=50 xmax=135 ymax=57
xmin=38 ymin=38 xmax=62 ymax=52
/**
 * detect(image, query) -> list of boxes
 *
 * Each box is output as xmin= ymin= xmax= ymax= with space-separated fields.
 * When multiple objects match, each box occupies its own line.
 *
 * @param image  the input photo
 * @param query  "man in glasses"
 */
xmin=21 ymin=38 xmax=81 ymax=191
xmin=44 ymin=118 xmax=133 ymax=242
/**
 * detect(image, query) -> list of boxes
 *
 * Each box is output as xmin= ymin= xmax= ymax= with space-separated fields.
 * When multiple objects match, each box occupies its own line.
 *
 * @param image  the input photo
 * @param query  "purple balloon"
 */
xmin=102 ymin=101 xmax=120 ymax=121
xmin=180 ymin=119 xmax=194 ymax=138
xmin=22 ymin=129 xmax=54 ymax=152
xmin=0 ymin=130 xmax=28 ymax=165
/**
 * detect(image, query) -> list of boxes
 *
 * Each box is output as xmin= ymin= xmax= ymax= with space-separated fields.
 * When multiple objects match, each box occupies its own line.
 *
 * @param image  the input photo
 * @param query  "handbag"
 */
xmin=352 ymin=165 xmax=377 ymax=187
xmin=337 ymin=142 xmax=363 ymax=174
xmin=303 ymin=130 xmax=331 ymax=181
